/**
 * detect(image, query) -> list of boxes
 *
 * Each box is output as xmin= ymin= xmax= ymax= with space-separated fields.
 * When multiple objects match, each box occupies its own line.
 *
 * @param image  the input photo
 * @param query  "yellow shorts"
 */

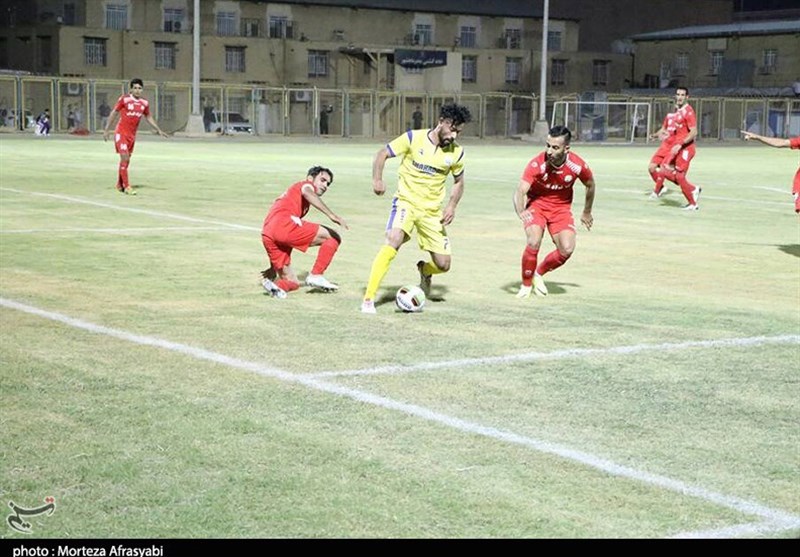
xmin=387 ymin=197 xmax=451 ymax=255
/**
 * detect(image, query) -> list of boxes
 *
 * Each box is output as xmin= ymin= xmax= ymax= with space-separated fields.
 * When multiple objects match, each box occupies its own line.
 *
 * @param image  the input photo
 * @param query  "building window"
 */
xmin=163 ymin=8 xmax=184 ymax=33
xmin=709 ymin=50 xmax=724 ymax=75
xmin=762 ymin=48 xmax=777 ymax=72
xmin=503 ymin=28 xmax=521 ymax=49
xmin=269 ymin=16 xmax=293 ymax=39
xmin=63 ymin=3 xmax=76 ymax=25
xmin=505 ymin=57 xmax=521 ymax=84
xmin=154 ymin=42 xmax=176 ymax=70
xmin=216 ymin=11 xmax=237 ymax=36
xmin=674 ymin=52 xmax=689 ymax=76
xmin=551 ymin=59 xmax=566 ymax=86
xmin=37 ymin=36 xmax=52 ymax=68
xmin=462 ymin=55 xmax=477 ymax=83
xmin=414 ymin=24 xmax=433 ymax=46
xmin=159 ymin=94 xmax=176 ymax=121
xmin=460 ymin=26 xmax=476 ymax=48
xmin=84 ymin=37 xmax=107 ymax=66
xmin=308 ymin=50 xmax=329 ymax=78
xmin=241 ymin=18 xmax=261 ymax=38
xmin=225 ymin=46 xmax=245 ymax=72
xmin=592 ymin=60 xmax=609 ymax=87
xmin=105 ymin=3 xmax=128 ymax=30
xmin=547 ymin=30 xmax=562 ymax=52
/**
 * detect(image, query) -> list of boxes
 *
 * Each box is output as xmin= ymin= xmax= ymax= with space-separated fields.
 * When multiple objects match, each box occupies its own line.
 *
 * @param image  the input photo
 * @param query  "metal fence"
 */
xmin=2 ymin=75 xmax=798 ymax=140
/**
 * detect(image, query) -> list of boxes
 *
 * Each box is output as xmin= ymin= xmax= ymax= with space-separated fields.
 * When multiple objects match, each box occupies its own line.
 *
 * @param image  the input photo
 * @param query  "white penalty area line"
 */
xmin=309 ymin=334 xmax=800 ymax=379
xmin=0 ymin=187 xmax=259 ymax=232
xmin=2 ymin=296 xmax=799 ymax=538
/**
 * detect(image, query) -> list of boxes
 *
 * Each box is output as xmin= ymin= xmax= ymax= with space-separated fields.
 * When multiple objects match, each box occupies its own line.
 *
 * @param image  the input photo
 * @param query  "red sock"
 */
xmin=119 ymin=160 xmax=130 ymax=190
xmin=536 ymin=250 xmax=570 ymax=276
xmin=521 ymin=245 xmax=538 ymax=287
xmin=311 ymin=237 xmax=340 ymax=275
xmin=649 ymin=168 xmax=660 ymax=187
xmin=276 ymin=279 xmax=299 ymax=292
xmin=676 ymin=172 xmax=696 ymax=205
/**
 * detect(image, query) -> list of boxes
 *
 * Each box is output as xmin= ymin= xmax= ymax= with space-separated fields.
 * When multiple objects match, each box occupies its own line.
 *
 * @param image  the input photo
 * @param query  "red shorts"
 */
xmin=793 ymin=167 xmax=800 ymax=213
xmin=650 ymin=142 xmax=675 ymax=167
xmin=261 ymin=216 xmax=320 ymax=270
xmin=115 ymin=133 xmax=136 ymax=155
xmin=524 ymin=202 xmax=575 ymax=236
xmin=672 ymin=143 xmax=696 ymax=173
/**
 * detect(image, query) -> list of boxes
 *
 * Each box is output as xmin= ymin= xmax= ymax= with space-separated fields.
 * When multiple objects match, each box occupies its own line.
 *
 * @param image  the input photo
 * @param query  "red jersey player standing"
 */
xmin=513 ymin=125 xmax=596 ymax=298
xmin=102 ymin=78 xmax=169 ymax=195
xmin=260 ymin=166 xmax=349 ymax=299
xmin=741 ymin=130 xmax=800 ymax=213
xmin=647 ymin=86 xmax=702 ymax=210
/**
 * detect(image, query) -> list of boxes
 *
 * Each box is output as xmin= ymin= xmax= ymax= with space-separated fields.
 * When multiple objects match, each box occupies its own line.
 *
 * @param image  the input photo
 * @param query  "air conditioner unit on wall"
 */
xmin=66 ymin=82 xmax=82 ymax=95
xmin=291 ymin=90 xmax=312 ymax=103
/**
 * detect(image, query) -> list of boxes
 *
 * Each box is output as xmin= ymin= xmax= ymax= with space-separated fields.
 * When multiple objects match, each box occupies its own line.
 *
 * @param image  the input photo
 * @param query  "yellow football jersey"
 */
xmin=386 ymin=129 xmax=465 ymax=212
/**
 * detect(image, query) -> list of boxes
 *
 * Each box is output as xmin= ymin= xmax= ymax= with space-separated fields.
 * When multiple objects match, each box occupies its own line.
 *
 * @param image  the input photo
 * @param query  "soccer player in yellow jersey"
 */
xmin=361 ymin=103 xmax=472 ymax=314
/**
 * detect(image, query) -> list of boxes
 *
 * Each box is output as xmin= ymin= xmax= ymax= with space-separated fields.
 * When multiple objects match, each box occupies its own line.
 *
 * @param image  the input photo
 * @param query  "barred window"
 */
xmin=216 ymin=11 xmax=237 ymax=36
xmin=547 ymin=31 xmax=562 ymax=52
xmin=105 ymin=3 xmax=128 ymax=30
xmin=225 ymin=46 xmax=245 ymax=72
xmin=505 ymin=57 xmax=521 ymax=84
xmin=415 ymin=24 xmax=433 ymax=46
xmin=592 ymin=60 xmax=609 ymax=87
xmin=504 ymin=28 xmax=521 ymax=49
xmin=709 ymin=50 xmax=724 ymax=75
xmin=551 ymin=59 xmax=566 ymax=86
xmin=84 ymin=37 xmax=107 ymax=66
xmin=163 ymin=8 xmax=185 ymax=33
xmin=462 ymin=55 xmax=477 ymax=83
xmin=154 ymin=42 xmax=176 ymax=70
xmin=308 ymin=50 xmax=328 ymax=78
xmin=459 ymin=26 xmax=476 ymax=48
xmin=269 ymin=16 xmax=292 ymax=39
xmin=674 ymin=52 xmax=689 ymax=75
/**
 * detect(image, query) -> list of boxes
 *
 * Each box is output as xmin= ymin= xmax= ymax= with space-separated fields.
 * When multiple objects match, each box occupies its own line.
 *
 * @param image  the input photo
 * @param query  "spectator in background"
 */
xmin=74 ymin=105 xmax=83 ymax=130
xmin=203 ymin=103 xmax=214 ymax=132
xmin=792 ymin=78 xmax=800 ymax=98
xmin=98 ymin=100 xmax=111 ymax=131
xmin=35 ymin=109 xmax=51 ymax=136
xmin=412 ymin=105 xmax=423 ymax=129
xmin=320 ymin=104 xmax=333 ymax=135
xmin=67 ymin=105 xmax=75 ymax=130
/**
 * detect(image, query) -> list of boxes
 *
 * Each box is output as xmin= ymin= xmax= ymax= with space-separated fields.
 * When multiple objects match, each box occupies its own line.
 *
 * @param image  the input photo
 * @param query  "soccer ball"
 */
xmin=395 ymin=285 xmax=426 ymax=313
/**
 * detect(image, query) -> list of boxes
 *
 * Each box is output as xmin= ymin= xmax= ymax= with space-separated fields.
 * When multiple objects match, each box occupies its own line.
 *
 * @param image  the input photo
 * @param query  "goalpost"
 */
xmin=551 ymin=100 xmax=651 ymax=143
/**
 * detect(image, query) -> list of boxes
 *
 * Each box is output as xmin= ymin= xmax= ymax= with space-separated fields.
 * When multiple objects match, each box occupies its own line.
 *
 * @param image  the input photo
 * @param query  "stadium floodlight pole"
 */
xmin=184 ymin=0 xmax=205 ymax=134
xmin=532 ymin=0 xmax=550 ymax=140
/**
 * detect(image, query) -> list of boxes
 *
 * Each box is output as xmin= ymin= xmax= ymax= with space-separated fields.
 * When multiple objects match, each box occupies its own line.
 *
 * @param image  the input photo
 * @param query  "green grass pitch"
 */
xmin=1 ymin=134 xmax=798 ymax=538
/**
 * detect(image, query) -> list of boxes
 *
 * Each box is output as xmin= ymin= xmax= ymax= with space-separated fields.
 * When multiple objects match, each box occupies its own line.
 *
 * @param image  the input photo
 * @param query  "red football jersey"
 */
xmin=113 ymin=94 xmax=151 ymax=136
xmin=790 ymin=137 xmax=800 ymax=150
xmin=521 ymin=151 xmax=593 ymax=207
xmin=264 ymin=180 xmax=313 ymax=226
xmin=664 ymin=103 xmax=696 ymax=143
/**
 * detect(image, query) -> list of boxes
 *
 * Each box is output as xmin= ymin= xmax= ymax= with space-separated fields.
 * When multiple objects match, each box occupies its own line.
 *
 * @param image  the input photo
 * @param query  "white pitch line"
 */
xmin=309 ymin=335 xmax=800 ymax=379
xmin=0 ymin=226 xmax=238 ymax=234
xmin=2 ymin=296 xmax=799 ymax=537
xmin=672 ymin=519 xmax=800 ymax=539
xmin=0 ymin=187 xmax=259 ymax=231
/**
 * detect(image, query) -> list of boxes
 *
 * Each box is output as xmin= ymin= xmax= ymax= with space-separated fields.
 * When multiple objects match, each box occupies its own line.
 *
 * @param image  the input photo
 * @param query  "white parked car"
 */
xmin=209 ymin=111 xmax=253 ymax=134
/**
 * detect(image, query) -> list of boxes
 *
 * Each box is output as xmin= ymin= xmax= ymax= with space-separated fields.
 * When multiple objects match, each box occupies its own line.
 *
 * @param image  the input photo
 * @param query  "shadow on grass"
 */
xmin=501 ymin=281 xmax=577 ymax=296
xmin=777 ymin=244 xmax=800 ymax=258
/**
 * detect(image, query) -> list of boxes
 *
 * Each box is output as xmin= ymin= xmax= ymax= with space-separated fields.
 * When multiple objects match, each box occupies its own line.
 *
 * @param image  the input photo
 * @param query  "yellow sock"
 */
xmin=364 ymin=245 xmax=397 ymax=301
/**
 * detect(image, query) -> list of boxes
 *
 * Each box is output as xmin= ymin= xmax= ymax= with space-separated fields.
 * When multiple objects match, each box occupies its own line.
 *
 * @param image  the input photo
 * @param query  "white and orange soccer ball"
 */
xmin=395 ymin=285 xmax=426 ymax=313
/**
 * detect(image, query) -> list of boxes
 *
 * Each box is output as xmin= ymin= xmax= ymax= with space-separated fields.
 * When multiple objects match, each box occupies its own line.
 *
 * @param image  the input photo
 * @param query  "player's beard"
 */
xmin=546 ymin=153 xmax=566 ymax=167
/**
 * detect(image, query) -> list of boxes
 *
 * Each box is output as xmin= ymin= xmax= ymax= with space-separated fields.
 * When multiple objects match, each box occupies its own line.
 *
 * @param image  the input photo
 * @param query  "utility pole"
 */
xmin=532 ymin=0 xmax=550 ymax=141
xmin=184 ymin=0 xmax=206 ymax=134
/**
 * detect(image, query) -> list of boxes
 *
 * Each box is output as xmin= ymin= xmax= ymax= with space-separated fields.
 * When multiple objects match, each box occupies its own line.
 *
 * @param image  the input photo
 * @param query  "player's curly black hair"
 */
xmin=307 ymin=165 xmax=334 ymax=184
xmin=439 ymin=103 xmax=472 ymax=126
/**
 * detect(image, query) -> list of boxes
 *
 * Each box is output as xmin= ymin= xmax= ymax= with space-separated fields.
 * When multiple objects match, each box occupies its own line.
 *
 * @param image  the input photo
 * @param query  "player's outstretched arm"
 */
xmin=581 ymin=177 xmax=596 ymax=231
xmin=513 ymin=179 xmax=534 ymax=225
xmin=146 ymin=114 xmax=170 ymax=137
xmin=302 ymin=186 xmax=349 ymax=230
xmin=102 ymin=112 xmax=119 ymax=141
xmin=740 ymin=130 xmax=790 ymax=148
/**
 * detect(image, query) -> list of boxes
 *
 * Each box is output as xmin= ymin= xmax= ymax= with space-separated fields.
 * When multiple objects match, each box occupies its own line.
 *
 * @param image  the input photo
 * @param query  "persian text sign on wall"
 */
xmin=395 ymin=50 xmax=447 ymax=69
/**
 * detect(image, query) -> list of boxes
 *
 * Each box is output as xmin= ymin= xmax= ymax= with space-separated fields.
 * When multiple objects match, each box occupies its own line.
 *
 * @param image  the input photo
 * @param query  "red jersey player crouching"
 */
xmin=741 ymin=130 xmax=800 ymax=213
xmin=260 ymin=166 xmax=349 ymax=298
xmin=513 ymin=125 xmax=596 ymax=298
xmin=102 ymin=78 xmax=169 ymax=195
xmin=647 ymin=86 xmax=702 ymax=210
